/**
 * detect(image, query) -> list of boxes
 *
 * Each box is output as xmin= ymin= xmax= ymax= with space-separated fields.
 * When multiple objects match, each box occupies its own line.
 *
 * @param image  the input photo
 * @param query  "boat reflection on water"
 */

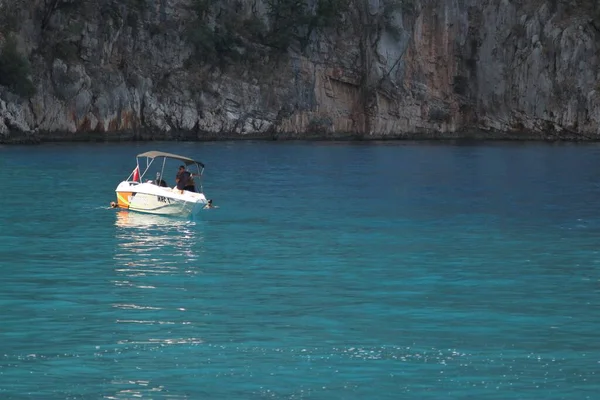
xmin=109 ymin=211 xmax=206 ymax=397
xmin=113 ymin=210 xmax=205 ymax=278
xmin=115 ymin=209 xmax=197 ymax=230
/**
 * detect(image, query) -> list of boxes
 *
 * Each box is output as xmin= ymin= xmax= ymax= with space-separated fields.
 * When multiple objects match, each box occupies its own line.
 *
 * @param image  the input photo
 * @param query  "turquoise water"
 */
xmin=1 ymin=141 xmax=600 ymax=399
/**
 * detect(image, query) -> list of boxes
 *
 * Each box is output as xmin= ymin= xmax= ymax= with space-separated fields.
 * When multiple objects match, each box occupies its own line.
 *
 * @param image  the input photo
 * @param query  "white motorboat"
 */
xmin=113 ymin=151 xmax=209 ymax=217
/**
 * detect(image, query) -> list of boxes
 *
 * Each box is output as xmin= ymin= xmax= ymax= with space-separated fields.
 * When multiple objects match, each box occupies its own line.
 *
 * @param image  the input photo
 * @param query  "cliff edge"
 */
xmin=0 ymin=0 xmax=598 ymax=142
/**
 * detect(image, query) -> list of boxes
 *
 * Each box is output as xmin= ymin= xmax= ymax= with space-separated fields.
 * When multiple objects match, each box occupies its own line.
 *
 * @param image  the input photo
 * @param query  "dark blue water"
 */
xmin=1 ymin=141 xmax=600 ymax=399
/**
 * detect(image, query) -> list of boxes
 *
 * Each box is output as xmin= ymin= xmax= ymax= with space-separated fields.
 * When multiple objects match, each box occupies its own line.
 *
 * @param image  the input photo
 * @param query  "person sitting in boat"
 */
xmin=157 ymin=178 xmax=168 ymax=187
xmin=175 ymin=165 xmax=197 ymax=193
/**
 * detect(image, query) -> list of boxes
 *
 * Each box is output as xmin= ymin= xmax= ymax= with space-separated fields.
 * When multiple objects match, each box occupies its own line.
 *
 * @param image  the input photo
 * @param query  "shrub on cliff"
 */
xmin=186 ymin=0 xmax=352 ymax=66
xmin=186 ymin=0 xmax=271 ymax=69
xmin=0 ymin=36 xmax=36 ymax=99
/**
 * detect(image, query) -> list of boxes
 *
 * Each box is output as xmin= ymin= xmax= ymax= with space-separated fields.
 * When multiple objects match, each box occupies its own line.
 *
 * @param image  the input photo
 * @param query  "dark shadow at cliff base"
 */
xmin=1 ymin=128 xmax=598 ymax=145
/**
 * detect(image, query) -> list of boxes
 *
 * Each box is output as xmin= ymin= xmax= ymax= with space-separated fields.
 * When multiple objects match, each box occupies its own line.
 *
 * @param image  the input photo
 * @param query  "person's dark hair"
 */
xmin=179 ymin=165 xmax=185 ymax=170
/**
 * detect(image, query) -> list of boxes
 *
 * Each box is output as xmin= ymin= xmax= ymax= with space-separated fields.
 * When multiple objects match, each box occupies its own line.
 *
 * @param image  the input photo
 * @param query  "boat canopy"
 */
xmin=136 ymin=151 xmax=205 ymax=168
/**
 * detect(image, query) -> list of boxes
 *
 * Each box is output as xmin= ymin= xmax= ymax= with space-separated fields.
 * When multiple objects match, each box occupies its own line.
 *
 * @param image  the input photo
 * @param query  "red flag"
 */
xmin=132 ymin=166 xmax=140 ymax=182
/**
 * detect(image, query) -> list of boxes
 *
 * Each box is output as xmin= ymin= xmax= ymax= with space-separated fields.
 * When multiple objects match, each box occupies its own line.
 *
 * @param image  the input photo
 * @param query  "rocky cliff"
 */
xmin=0 ymin=0 xmax=599 ymax=142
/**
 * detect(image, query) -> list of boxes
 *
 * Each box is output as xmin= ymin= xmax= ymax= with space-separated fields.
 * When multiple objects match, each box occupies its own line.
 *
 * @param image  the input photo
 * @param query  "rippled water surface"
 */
xmin=1 ymin=141 xmax=600 ymax=399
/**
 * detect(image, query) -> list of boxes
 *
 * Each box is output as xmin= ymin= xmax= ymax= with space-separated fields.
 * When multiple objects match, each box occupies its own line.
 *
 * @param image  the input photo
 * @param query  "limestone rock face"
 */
xmin=0 ymin=0 xmax=598 ymax=141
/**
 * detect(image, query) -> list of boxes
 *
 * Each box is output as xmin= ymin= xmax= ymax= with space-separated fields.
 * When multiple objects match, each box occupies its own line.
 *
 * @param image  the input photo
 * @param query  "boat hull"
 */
xmin=115 ymin=181 xmax=207 ymax=217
